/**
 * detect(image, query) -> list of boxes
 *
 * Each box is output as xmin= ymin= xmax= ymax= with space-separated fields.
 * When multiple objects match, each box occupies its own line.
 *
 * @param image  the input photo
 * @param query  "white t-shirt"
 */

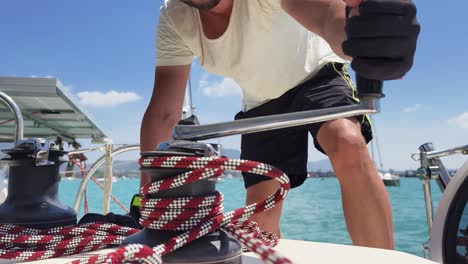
xmin=156 ymin=0 xmax=346 ymax=111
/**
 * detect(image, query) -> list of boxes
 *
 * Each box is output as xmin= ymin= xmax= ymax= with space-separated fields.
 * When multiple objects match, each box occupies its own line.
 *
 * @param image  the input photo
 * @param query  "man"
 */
xmin=140 ymin=0 xmax=419 ymax=249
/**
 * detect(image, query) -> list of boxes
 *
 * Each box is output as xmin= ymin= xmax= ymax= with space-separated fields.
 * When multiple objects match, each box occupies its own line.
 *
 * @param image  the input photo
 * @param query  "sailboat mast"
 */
xmin=370 ymin=137 xmax=377 ymax=169
xmin=372 ymin=117 xmax=385 ymax=170
xmin=182 ymin=77 xmax=195 ymax=119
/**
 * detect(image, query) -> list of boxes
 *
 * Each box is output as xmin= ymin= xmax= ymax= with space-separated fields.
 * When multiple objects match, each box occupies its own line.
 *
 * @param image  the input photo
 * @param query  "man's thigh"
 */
xmin=239 ymin=126 xmax=308 ymax=189
xmin=298 ymin=62 xmax=373 ymax=154
xmin=234 ymin=90 xmax=309 ymax=189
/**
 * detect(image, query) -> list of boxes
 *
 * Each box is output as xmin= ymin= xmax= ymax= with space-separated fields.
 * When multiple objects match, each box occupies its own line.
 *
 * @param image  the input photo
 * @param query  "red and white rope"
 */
xmin=0 ymin=156 xmax=293 ymax=264
xmin=0 ymin=223 xmax=138 ymax=261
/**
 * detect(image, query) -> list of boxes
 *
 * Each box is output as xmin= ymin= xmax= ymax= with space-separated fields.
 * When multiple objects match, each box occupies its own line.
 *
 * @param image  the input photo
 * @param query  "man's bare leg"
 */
xmin=246 ymin=180 xmax=283 ymax=237
xmin=317 ymin=117 xmax=394 ymax=249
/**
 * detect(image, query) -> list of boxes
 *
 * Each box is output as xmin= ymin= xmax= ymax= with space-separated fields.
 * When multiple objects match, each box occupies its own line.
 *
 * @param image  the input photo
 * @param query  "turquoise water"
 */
xmin=58 ymin=177 xmax=442 ymax=257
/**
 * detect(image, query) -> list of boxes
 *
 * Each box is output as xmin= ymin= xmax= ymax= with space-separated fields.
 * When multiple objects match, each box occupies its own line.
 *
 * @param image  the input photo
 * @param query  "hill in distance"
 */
xmin=307 ymin=159 xmax=333 ymax=172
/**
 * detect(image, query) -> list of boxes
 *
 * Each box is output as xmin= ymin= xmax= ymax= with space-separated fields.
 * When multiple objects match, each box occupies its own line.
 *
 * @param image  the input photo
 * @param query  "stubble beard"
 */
xmin=180 ymin=0 xmax=222 ymax=10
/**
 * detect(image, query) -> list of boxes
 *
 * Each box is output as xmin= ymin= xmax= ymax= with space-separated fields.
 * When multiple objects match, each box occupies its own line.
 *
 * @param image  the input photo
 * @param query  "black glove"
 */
xmin=342 ymin=0 xmax=421 ymax=80
xmin=78 ymin=212 xmax=141 ymax=229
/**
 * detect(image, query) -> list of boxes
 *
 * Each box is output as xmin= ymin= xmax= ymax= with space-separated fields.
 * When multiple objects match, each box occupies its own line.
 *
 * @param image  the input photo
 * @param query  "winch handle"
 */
xmin=345 ymin=1 xmax=385 ymax=99
xmin=356 ymin=75 xmax=384 ymax=99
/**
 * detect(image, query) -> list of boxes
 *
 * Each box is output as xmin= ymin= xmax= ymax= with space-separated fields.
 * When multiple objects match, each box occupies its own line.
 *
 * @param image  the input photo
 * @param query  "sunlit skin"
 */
xmin=346 ymin=0 xmax=362 ymax=6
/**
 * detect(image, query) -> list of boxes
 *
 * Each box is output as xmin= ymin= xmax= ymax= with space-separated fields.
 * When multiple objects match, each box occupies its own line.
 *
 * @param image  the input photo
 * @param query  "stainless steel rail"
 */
xmin=73 ymin=144 xmax=140 ymax=213
xmin=67 ymin=146 xmax=106 ymax=155
xmin=425 ymin=145 xmax=468 ymax=159
xmin=173 ymin=98 xmax=379 ymax=141
xmin=416 ymin=143 xmax=468 ymax=252
xmin=422 ymin=175 xmax=434 ymax=236
xmin=0 ymin=91 xmax=24 ymax=143
xmin=103 ymin=142 xmax=113 ymax=214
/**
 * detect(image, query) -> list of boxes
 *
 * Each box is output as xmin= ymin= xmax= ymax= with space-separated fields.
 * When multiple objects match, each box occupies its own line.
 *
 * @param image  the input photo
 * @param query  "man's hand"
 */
xmin=342 ymin=0 xmax=421 ymax=80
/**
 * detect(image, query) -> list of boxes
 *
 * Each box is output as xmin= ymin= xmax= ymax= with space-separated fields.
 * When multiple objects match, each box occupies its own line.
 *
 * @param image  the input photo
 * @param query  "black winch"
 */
xmin=121 ymin=140 xmax=243 ymax=264
xmin=0 ymin=138 xmax=77 ymax=229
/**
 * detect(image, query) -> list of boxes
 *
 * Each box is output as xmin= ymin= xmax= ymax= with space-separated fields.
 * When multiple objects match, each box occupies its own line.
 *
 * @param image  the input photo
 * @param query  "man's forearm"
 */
xmin=282 ymin=0 xmax=351 ymax=61
xmin=140 ymin=64 xmax=191 ymax=186
xmin=139 ymin=110 xmax=179 ymax=187
xmin=140 ymin=110 xmax=179 ymax=152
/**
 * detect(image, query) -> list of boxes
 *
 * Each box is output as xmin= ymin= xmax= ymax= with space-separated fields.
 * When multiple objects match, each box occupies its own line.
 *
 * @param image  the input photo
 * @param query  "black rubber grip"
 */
xmin=356 ymin=75 xmax=384 ymax=98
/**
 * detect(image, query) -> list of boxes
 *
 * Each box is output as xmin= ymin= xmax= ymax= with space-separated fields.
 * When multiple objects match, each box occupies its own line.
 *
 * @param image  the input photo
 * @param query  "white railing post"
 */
xmin=102 ymin=142 xmax=113 ymax=214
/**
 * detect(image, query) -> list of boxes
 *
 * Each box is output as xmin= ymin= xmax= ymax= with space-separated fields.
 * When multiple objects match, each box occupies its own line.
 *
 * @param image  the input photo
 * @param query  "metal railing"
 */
xmin=414 ymin=143 xmax=468 ymax=256
xmin=0 ymin=91 xmax=24 ymax=143
xmin=73 ymin=144 xmax=140 ymax=213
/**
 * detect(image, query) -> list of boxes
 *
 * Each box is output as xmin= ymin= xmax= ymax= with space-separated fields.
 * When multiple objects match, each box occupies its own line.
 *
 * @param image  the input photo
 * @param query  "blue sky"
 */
xmin=0 ymin=0 xmax=467 ymax=170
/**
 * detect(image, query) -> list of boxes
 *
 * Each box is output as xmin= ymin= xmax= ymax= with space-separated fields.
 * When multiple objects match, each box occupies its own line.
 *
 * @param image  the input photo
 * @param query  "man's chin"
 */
xmin=180 ymin=0 xmax=221 ymax=10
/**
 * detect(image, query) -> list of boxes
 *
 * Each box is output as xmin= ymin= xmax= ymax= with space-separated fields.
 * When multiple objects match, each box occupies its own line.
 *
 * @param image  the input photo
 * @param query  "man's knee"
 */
xmin=317 ymin=118 xmax=368 ymax=157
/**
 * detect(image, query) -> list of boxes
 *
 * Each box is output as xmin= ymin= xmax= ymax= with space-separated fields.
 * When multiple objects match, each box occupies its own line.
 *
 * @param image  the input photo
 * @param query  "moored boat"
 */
xmin=379 ymin=171 xmax=400 ymax=187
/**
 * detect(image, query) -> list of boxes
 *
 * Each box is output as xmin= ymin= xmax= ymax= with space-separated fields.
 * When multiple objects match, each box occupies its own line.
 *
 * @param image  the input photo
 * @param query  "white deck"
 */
xmin=0 ymin=239 xmax=437 ymax=264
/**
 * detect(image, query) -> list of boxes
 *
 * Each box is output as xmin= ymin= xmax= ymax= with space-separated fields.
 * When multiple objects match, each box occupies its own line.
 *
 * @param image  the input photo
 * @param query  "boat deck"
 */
xmin=0 ymin=239 xmax=437 ymax=264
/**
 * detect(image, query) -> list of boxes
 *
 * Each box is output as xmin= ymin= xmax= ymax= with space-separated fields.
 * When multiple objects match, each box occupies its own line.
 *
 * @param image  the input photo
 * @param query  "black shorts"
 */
xmin=234 ymin=62 xmax=373 ymax=189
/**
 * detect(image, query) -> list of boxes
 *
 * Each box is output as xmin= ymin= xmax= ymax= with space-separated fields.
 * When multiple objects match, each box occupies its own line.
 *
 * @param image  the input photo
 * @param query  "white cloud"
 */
xmin=77 ymin=90 xmax=142 ymax=108
xmin=30 ymin=74 xmax=54 ymax=78
xmin=402 ymin=104 xmax=421 ymax=113
xmin=61 ymin=84 xmax=73 ymax=94
xmin=200 ymin=74 xmax=242 ymax=97
xmin=448 ymin=112 xmax=468 ymax=129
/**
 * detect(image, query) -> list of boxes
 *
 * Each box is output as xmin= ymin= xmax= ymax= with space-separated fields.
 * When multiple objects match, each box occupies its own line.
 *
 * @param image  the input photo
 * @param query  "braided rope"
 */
xmin=224 ymin=223 xmax=291 ymax=264
xmin=0 ymin=223 xmax=138 ymax=261
xmin=140 ymin=191 xmax=224 ymax=231
xmin=231 ymin=220 xmax=279 ymax=250
xmin=0 ymin=156 xmax=292 ymax=264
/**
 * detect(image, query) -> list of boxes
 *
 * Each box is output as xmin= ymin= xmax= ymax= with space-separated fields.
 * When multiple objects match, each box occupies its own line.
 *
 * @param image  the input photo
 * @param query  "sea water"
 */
xmin=58 ymin=177 xmax=442 ymax=257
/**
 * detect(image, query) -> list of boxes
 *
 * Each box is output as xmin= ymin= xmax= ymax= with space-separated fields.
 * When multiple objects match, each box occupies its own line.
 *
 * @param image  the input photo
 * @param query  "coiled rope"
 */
xmin=0 ymin=156 xmax=292 ymax=264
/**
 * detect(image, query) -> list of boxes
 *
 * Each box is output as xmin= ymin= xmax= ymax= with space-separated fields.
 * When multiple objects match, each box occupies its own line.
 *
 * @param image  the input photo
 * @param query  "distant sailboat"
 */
xmin=370 ymin=117 xmax=400 ymax=187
